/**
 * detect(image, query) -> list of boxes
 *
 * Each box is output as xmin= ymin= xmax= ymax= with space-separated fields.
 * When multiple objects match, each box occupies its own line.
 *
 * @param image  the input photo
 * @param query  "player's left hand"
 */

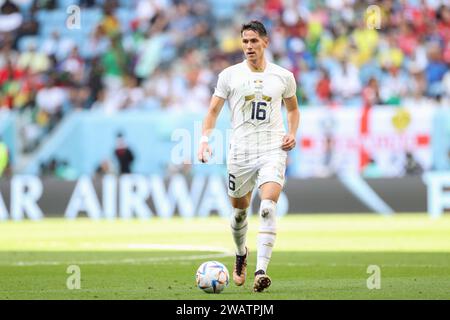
xmin=281 ymin=134 xmax=296 ymax=151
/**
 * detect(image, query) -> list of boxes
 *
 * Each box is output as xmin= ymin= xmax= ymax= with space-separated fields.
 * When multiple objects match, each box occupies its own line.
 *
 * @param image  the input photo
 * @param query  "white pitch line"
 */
xmin=6 ymin=244 xmax=234 ymax=267
xmin=11 ymin=253 xmax=233 ymax=267
xmin=124 ymin=244 xmax=230 ymax=251
xmin=74 ymin=243 xmax=230 ymax=251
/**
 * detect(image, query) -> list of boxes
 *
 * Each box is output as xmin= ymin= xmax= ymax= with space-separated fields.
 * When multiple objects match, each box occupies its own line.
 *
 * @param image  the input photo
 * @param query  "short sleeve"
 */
xmin=213 ymin=70 xmax=229 ymax=99
xmin=283 ymin=73 xmax=297 ymax=99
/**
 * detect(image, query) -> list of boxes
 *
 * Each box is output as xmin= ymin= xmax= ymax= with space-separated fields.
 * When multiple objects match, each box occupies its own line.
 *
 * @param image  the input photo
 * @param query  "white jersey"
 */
xmin=214 ymin=60 xmax=297 ymax=164
xmin=214 ymin=60 xmax=296 ymax=197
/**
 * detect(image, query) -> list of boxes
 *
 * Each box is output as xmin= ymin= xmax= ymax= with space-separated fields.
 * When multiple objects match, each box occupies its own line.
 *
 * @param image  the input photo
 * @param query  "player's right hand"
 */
xmin=198 ymin=143 xmax=212 ymax=163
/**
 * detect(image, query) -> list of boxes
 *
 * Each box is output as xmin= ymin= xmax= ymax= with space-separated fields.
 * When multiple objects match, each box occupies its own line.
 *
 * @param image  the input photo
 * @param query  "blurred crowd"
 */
xmin=0 ymin=0 xmax=450 ymax=156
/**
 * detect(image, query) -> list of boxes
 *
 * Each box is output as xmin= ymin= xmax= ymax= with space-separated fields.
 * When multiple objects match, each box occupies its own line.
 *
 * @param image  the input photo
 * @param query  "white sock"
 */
xmin=256 ymin=199 xmax=277 ymax=273
xmin=230 ymin=207 xmax=248 ymax=256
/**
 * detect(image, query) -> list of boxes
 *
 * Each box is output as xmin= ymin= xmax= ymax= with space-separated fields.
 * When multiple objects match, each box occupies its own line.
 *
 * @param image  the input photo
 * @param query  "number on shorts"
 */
xmin=228 ymin=174 xmax=236 ymax=191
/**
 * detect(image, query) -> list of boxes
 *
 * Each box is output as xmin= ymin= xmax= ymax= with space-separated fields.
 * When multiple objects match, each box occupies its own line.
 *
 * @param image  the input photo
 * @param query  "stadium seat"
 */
xmin=118 ymin=0 xmax=136 ymax=10
xmin=17 ymin=0 xmax=33 ymax=13
xmin=207 ymin=0 xmax=249 ymax=20
xmin=80 ymin=8 xmax=102 ymax=25
xmin=57 ymin=0 xmax=77 ymax=9
xmin=17 ymin=35 xmax=39 ymax=52
xmin=116 ymin=7 xmax=134 ymax=32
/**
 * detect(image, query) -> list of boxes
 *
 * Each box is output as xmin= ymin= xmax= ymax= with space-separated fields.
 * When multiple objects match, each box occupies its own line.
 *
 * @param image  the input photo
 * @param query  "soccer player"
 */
xmin=198 ymin=20 xmax=299 ymax=292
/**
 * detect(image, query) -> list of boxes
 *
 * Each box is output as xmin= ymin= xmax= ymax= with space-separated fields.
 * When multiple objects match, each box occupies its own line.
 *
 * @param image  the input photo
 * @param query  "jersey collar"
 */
xmin=244 ymin=59 xmax=269 ymax=73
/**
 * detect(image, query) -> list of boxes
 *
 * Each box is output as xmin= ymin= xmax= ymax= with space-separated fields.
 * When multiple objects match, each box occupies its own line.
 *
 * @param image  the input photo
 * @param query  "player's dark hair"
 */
xmin=241 ymin=20 xmax=268 ymax=37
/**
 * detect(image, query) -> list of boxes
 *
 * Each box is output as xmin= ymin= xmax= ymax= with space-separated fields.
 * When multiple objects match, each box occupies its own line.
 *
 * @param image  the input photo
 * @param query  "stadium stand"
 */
xmin=1 ymin=0 xmax=450 ymax=177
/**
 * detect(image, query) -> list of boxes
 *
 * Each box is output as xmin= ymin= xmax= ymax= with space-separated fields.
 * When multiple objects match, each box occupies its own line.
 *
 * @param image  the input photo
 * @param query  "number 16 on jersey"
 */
xmin=251 ymin=101 xmax=267 ymax=120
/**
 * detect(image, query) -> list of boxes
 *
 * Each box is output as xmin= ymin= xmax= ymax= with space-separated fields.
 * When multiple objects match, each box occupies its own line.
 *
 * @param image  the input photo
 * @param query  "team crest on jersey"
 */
xmin=254 ymin=79 xmax=263 ymax=87
xmin=254 ymin=80 xmax=263 ymax=94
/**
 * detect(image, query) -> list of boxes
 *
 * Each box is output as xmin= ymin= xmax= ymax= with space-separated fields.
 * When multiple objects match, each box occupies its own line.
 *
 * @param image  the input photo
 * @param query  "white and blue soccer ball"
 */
xmin=195 ymin=261 xmax=229 ymax=294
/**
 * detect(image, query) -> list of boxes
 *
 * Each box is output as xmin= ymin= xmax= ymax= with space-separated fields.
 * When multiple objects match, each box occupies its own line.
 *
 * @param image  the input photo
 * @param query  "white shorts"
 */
xmin=227 ymin=151 xmax=287 ymax=198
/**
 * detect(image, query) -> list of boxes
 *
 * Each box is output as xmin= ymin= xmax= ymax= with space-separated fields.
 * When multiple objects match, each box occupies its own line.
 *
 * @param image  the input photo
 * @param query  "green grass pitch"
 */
xmin=0 ymin=214 xmax=449 ymax=300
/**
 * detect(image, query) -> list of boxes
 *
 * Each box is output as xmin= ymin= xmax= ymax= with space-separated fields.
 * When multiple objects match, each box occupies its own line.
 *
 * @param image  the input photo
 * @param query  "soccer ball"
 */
xmin=195 ymin=261 xmax=229 ymax=294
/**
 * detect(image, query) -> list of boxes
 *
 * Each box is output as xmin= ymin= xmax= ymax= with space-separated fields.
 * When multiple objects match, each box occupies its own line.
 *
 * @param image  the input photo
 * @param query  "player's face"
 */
xmin=241 ymin=30 xmax=268 ymax=61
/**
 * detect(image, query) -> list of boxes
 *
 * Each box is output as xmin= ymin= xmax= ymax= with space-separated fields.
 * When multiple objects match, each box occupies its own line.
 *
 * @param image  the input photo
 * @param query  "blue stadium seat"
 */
xmin=64 ymin=30 xmax=87 ymax=44
xmin=207 ymin=0 xmax=249 ymax=19
xmin=36 ymin=10 xmax=51 ymax=24
xmin=344 ymin=97 xmax=363 ymax=107
xmin=118 ymin=0 xmax=137 ymax=10
xmin=360 ymin=61 xmax=384 ymax=84
xmin=39 ymin=9 xmax=99 ymax=39
xmin=57 ymin=0 xmax=78 ymax=9
xmin=36 ymin=9 xmax=66 ymax=30
xmin=116 ymin=7 xmax=134 ymax=31
xmin=18 ymin=35 xmax=39 ymax=52
xmin=59 ymin=27 xmax=91 ymax=40
xmin=80 ymin=8 xmax=102 ymax=25
xmin=17 ymin=0 xmax=33 ymax=13
xmin=300 ymin=70 xmax=320 ymax=102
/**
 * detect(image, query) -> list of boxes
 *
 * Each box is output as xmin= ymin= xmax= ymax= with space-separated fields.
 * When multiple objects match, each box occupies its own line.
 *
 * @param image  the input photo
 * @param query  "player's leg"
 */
xmin=227 ymin=168 xmax=256 ymax=286
xmin=253 ymin=181 xmax=282 ymax=292
xmin=257 ymin=181 xmax=281 ymax=272
xmin=229 ymin=191 xmax=252 ymax=256
xmin=253 ymin=154 xmax=286 ymax=292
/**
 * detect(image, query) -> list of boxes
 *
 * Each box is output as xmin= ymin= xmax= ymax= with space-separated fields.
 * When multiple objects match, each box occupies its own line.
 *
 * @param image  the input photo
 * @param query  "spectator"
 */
xmin=425 ymin=41 xmax=448 ymax=97
xmin=61 ymin=46 xmax=85 ymax=84
xmin=380 ymin=66 xmax=408 ymax=105
xmin=0 ymin=58 xmax=29 ymax=110
xmin=378 ymin=31 xmax=405 ymax=70
xmin=16 ymin=41 xmax=50 ymax=74
xmin=134 ymin=28 xmax=165 ymax=79
xmin=0 ymin=0 xmax=23 ymax=33
xmin=179 ymin=63 xmax=211 ymax=112
xmin=315 ymin=68 xmax=332 ymax=104
xmin=396 ymin=21 xmax=418 ymax=58
xmin=84 ymin=25 xmax=110 ymax=60
xmin=0 ymin=36 xmax=18 ymax=69
xmin=86 ymin=56 xmax=104 ymax=106
xmin=99 ymin=2 xmax=121 ymax=37
xmin=404 ymin=152 xmax=423 ymax=176
xmin=39 ymin=158 xmax=77 ymax=179
xmin=39 ymin=158 xmax=57 ymax=176
xmin=135 ymin=0 xmax=159 ymax=23
xmin=403 ymin=68 xmax=431 ymax=107
xmin=15 ymin=7 xmax=39 ymax=40
xmin=41 ymin=30 xmax=76 ymax=62
xmin=114 ymin=132 xmax=134 ymax=174
xmin=330 ymin=59 xmax=361 ymax=104
xmin=91 ymin=88 xmax=126 ymax=113
xmin=362 ymin=77 xmax=382 ymax=106
xmin=31 ymin=0 xmax=56 ymax=13
xmin=122 ymin=75 xmax=144 ymax=109
xmin=79 ymin=0 xmax=96 ymax=8
xmin=35 ymin=75 xmax=67 ymax=130
xmin=68 ymin=84 xmax=90 ymax=110
xmin=102 ymin=34 xmax=128 ymax=90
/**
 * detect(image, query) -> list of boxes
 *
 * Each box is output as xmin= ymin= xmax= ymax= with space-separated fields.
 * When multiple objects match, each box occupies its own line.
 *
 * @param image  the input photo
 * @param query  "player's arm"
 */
xmin=198 ymin=95 xmax=225 ymax=163
xmin=281 ymin=95 xmax=300 ymax=151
